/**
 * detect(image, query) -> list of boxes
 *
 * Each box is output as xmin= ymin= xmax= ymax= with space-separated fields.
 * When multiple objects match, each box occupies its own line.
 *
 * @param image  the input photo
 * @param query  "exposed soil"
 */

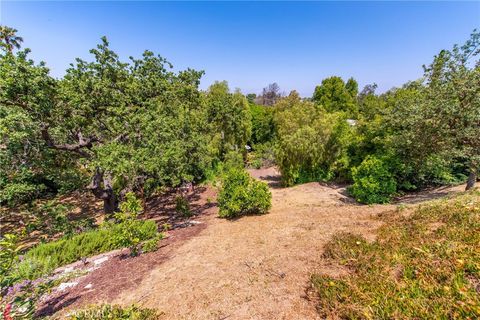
xmin=36 ymin=186 xmax=218 ymax=318
xmin=37 ymin=167 xmax=471 ymax=319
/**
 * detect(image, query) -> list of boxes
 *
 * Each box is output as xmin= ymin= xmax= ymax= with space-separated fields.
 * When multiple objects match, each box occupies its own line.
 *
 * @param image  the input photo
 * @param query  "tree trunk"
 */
xmin=103 ymin=189 xmax=118 ymax=215
xmin=466 ymin=169 xmax=477 ymax=191
xmin=88 ymin=168 xmax=118 ymax=215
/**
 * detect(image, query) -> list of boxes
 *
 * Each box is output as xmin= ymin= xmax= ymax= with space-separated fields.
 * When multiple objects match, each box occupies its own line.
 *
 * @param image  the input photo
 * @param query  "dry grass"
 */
xmin=312 ymin=190 xmax=480 ymax=319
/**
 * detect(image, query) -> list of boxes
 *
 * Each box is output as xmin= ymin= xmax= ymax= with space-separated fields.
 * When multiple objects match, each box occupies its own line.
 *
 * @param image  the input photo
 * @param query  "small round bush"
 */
xmin=350 ymin=156 xmax=397 ymax=204
xmin=218 ymin=168 xmax=272 ymax=218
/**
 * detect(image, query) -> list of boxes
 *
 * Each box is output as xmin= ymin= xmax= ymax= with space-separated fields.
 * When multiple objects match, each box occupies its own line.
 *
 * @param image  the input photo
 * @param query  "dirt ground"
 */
xmin=40 ymin=167 xmax=470 ymax=319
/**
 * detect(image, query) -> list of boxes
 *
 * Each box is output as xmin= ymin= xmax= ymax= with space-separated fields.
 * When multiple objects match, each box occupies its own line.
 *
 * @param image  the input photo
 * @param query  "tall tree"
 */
xmin=274 ymin=92 xmax=352 ymax=186
xmin=312 ymin=76 xmax=358 ymax=117
xmin=0 ymin=26 xmax=23 ymax=53
xmin=388 ymin=30 xmax=480 ymax=190
xmin=1 ymin=36 xmax=213 ymax=213
xmin=246 ymin=93 xmax=257 ymax=104
xmin=204 ymin=81 xmax=252 ymax=158
xmin=345 ymin=77 xmax=359 ymax=98
xmin=422 ymin=30 xmax=480 ymax=189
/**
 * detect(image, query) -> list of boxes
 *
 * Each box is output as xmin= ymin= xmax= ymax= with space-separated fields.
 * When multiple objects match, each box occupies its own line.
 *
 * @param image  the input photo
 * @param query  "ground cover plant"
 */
xmin=11 ymin=196 xmax=161 ymax=281
xmin=0 ymin=193 xmax=163 ymax=319
xmin=311 ymin=190 xmax=480 ymax=319
xmin=13 ymin=219 xmax=158 ymax=280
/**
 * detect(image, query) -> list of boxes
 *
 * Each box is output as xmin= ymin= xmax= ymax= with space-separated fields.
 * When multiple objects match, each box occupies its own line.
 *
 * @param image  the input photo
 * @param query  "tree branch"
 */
xmin=40 ymin=125 xmax=98 ymax=157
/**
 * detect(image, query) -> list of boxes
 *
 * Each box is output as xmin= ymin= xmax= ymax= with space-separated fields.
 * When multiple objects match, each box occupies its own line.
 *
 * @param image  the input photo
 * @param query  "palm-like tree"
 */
xmin=0 ymin=26 xmax=23 ymax=53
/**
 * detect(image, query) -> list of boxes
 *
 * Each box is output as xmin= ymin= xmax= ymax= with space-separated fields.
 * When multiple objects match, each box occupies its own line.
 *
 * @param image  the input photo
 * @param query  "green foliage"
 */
xmin=204 ymin=81 xmax=251 ymax=160
xmin=66 ymin=304 xmax=160 ymax=320
xmin=274 ymin=92 xmax=353 ymax=186
xmin=0 ymin=26 xmax=23 ymax=53
xmin=0 ymin=182 xmax=44 ymax=207
xmin=0 ymin=48 xmax=83 ymax=207
xmin=312 ymin=76 xmax=358 ymax=117
xmin=246 ymin=93 xmax=256 ymax=104
xmin=350 ymin=156 xmax=396 ymax=204
xmin=141 ymin=234 xmax=163 ymax=254
xmin=223 ymin=150 xmax=244 ymax=170
xmin=345 ymin=77 xmax=359 ymax=98
xmin=1 ymin=25 xmax=478 ymax=212
xmin=175 ymin=195 xmax=192 ymax=218
xmin=1 ymin=33 xmax=217 ymax=211
xmin=1 ymin=234 xmax=58 ymax=320
xmin=386 ymin=31 xmax=480 ymax=189
xmin=249 ymin=103 xmax=274 ymax=145
xmin=218 ymin=168 xmax=271 ymax=218
xmin=312 ymin=191 xmax=480 ymax=319
xmin=25 ymin=200 xmax=94 ymax=238
xmin=13 ymin=220 xmax=159 ymax=280
xmin=0 ymin=234 xmax=20 ymax=288
xmin=201 ymin=150 xmax=247 ymax=188
xmin=247 ymin=143 xmax=276 ymax=170
xmin=111 ymin=193 xmax=160 ymax=256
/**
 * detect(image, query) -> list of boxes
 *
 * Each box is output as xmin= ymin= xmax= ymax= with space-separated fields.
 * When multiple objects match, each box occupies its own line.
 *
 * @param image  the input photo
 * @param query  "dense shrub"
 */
xmin=66 ymin=304 xmax=160 ymax=320
xmin=205 ymin=81 xmax=252 ymax=160
xmin=218 ymin=169 xmax=271 ymax=218
xmin=223 ymin=150 xmax=245 ymax=170
xmin=350 ymin=156 xmax=397 ymax=204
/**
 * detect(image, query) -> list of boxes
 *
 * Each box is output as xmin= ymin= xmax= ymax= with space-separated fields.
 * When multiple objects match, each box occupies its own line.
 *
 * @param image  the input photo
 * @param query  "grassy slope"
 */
xmin=15 ymin=220 xmax=159 ymax=280
xmin=312 ymin=190 xmax=480 ymax=319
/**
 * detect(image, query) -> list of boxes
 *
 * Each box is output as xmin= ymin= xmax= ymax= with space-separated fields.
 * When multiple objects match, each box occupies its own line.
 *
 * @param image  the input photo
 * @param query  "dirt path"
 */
xmin=43 ymin=167 xmax=469 ymax=319
xmin=111 ymin=168 xmax=394 ymax=319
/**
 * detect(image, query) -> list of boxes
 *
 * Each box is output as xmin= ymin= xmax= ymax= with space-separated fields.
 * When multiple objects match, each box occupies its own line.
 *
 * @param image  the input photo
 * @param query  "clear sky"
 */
xmin=1 ymin=1 xmax=479 ymax=96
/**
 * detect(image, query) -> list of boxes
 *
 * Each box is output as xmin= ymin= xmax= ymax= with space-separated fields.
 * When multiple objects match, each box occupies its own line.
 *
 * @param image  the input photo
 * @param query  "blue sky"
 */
xmin=1 ymin=1 xmax=479 ymax=96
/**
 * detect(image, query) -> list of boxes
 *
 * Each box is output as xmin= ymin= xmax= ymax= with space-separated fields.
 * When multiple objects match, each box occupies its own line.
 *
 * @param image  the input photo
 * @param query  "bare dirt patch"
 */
xmin=39 ymin=168 xmax=472 ymax=319
xmin=108 ymin=168 xmax=390 ymax=320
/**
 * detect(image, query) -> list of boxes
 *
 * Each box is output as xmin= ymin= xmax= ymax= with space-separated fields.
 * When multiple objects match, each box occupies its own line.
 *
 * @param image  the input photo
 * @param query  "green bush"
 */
xmin=0 ymin=234 xmax=20 ymax=288
xmin=218 ymin=168 xmax=271 ymax=218
xmin=350 ymin=156 xmax=397 ymax=204
xmin=0 ymin=181 xmax=45 ymax=206
xmin=66 ymin=304 xmax=160 ymax=320
xmin=175 ymin=195 xmax=192 ymax=217
xmin=112 ymin=192 xmax=154 ymax=256
xmin=249 ymin=103 xmax=275 ymax=145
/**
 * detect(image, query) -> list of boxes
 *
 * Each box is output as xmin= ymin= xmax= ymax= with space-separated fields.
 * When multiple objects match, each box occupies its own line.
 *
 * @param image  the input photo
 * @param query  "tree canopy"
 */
xmin=0 ymin=26 xmax=478 ymax=210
